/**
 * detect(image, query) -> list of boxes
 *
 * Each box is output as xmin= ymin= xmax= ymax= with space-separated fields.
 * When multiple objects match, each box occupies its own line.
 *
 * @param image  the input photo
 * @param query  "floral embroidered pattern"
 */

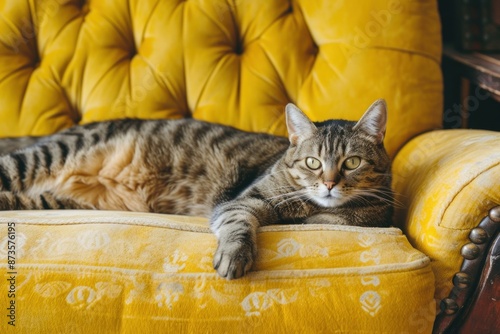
xmin=0 ymin=233 xmax=27 ymax=258
xmin=241 ymin=289 xmax=298 ymax=317
xmin=163 ymin=250 xmax=188 ymax=272
xmin=276 ymin=239 xmax=301 ymax=257
xmin=34 ymin=281 xmax=72 ymax=298
xmin=360 ymin=248 xmax=381 ymax=265
xmin=156 ymin=282 xmax=184 ymax=309
xmin=0 ymin=210 xmax=434 ymax=332
xmin=360 ymin=291 xmax=382 ymax=317
xmin=358 ymin=233 xmax=382 ymax=317
xmin=273 ymin=238 xmax=329 ymax=260
xmin=66 ymin=282 xmax=122 ymax=310
xmin=77 ymin=230 xmax=111 ymax=250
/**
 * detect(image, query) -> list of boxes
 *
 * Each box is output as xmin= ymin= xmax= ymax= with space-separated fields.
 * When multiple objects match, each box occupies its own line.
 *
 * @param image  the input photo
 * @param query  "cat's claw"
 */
xmin=213 ymin=242 xmax=254 ymax=280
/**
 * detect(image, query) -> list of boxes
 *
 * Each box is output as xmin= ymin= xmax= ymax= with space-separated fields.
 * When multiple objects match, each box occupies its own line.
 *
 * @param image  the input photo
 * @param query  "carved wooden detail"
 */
xmin=433 ymin=206 xmax=500 ymax=334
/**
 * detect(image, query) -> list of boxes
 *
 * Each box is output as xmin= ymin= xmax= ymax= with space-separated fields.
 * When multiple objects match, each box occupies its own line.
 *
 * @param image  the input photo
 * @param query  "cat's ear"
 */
xmin=285 ymin=103 xmax=317 ymax=145
xmin=353 ymin=99 xmax=387 ymax=144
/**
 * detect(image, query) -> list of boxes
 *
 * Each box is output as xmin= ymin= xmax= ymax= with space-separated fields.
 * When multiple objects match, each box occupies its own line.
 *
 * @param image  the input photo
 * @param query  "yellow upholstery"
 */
xmin=0 ymin=211 xmax=435 ymax=333
xmin=0 ymin=0 xmax=442 ymax=158
xmin=393 ymin=130 xmax=500 ymax=300
xmin=4 ymin=0 xmax=496 ymax=333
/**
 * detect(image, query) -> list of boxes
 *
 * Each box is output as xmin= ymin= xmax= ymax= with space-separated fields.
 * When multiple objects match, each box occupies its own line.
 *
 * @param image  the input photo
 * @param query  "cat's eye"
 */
xmin=343 ymin=157 xmax=361 ymax=170
xmin=305 ymin=157 xmax=322 ymax=170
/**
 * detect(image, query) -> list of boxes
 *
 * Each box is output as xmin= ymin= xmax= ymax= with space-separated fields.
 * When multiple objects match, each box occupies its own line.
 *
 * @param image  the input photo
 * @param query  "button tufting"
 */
xmin=80 ymin=3 xmax=90 ymax=16
xmin=311 ymin=44 xmax=319 ymax=56
xmin=128 ymin=48 xmax=137 ymax=60
xmin=234 ymin=39 xmax=244 ymax=55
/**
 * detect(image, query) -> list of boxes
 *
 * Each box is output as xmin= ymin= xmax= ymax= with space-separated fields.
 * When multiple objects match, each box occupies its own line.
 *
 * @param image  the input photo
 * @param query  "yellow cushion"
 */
xmin=0 ymin=0 xmax=442 ymax=158
xmin=0 ymin=1 xmax=444 ymax=332
xmin=392 ymin=129 xmax=500 ymax=301
xmin=1 ymin=210 xmax=435 ymax=333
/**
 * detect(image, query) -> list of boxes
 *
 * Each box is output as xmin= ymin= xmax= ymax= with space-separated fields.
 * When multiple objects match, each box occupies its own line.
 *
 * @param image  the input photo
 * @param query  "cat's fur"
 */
xmin=0 ymin=100 xmax=393 ymax=279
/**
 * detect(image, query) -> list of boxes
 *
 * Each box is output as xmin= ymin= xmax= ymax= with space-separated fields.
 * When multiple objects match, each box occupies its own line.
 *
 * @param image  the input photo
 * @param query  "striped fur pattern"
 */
xmin=0 ymin=100 xmax=393 ymax=279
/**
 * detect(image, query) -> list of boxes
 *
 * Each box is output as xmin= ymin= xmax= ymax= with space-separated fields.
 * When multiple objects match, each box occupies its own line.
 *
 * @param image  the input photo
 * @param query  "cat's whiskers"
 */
xmin=267 ymin=189 xmax=304 ymax=202
xmin=346 ymin=193 xmax=374 ymax=207
xmin=299 ymin=191 xmax=316 ymax=206
xmin=269 ymin=190 xmax=308 ymax=208
xmin=273 ymin=196 xmax=308 ymax=210
xmin=347 ymin=188 xmax=403 ymax=208
xmin=365 ymin=188 xmax=404 ymax=208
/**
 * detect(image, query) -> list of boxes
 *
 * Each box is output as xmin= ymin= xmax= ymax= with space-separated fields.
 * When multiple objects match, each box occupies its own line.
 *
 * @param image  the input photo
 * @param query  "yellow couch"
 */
xmin=0 ymin=0 xmax=498 ymax=333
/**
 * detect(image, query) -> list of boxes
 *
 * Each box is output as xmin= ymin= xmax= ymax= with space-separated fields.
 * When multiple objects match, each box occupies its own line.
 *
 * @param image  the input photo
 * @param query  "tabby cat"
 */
xmin=0 ymin=99 xmax=393 ymax=279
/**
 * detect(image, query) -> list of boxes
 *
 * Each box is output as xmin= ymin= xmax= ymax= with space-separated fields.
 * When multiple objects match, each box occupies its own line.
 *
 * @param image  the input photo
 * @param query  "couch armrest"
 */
xmin=392 ymin=129 xmax=500 ymax=301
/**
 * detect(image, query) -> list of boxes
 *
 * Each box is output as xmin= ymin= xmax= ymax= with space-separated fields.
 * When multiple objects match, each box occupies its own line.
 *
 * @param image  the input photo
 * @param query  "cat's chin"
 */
xmin=311 ymin=195 xmax=345 ymax=208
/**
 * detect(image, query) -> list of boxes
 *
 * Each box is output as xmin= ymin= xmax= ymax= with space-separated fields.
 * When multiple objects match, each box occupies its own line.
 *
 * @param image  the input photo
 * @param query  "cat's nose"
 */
xmin=324 ymin=181 xmax=335 ymax=190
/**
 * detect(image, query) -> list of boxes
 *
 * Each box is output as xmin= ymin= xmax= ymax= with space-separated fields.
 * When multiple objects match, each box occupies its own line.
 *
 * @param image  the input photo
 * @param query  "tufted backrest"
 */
xmin=0 ymin=0 xmax=442 ymax=157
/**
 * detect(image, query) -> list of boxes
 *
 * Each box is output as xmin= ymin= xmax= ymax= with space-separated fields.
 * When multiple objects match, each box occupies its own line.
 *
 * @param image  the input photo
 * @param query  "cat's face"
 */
xmin=284 ymin=100 xmax=391 ymax=209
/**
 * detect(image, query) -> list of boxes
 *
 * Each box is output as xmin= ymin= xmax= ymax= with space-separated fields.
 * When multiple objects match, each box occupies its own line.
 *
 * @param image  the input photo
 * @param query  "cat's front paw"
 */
xmin=213 ymin=241 xmax=255 ymax=280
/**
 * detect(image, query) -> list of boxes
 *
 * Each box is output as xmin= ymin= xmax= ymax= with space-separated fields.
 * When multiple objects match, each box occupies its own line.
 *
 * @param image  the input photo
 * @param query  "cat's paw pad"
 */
xmin=213 ymin=242 xmax=254 ymax=280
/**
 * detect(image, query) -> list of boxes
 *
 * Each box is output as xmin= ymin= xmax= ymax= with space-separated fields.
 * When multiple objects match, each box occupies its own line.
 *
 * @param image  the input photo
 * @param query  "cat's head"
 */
xmin=283 ymin=99 xmax=392 ymax=209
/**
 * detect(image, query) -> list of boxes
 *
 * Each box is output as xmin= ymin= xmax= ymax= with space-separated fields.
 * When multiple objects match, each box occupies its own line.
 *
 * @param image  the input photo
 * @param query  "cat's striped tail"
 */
xmin=0 ymin=191 xmax=92 ymax=210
